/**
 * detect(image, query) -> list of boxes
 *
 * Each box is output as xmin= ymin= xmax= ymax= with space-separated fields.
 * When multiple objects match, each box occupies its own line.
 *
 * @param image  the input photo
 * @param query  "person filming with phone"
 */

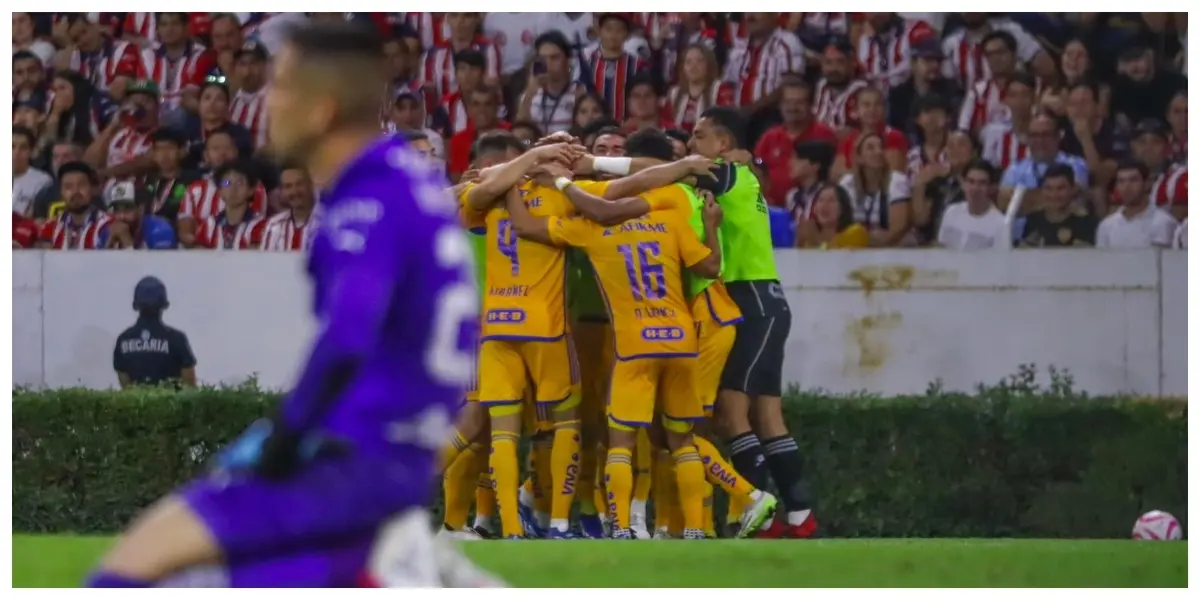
xmin=515 ymin=31 xmax=587 ymax=135
xmin=83 ymin=79 xmax=161 ymax=183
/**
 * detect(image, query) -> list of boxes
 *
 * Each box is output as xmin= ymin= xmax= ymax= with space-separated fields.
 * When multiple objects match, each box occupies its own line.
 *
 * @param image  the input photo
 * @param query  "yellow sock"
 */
xmin=473 ymin=449 xmax=494 ymax=527
xmin=577 ymin=441 xmax=598 ymax=514
xmin=533 ymin=432 xmax=553 ymax=515
xmin=653 ymin=449 xmax=677 ymax=534
xmin=672 ymin=445 xmax=708 ymax=532
xmin=694 ymin=436 xmax=757 ymax=499
xmin=604 ymin=447 xmax=634 ymax=529
xmin=550 ymin=420 xmax=582 ymax=523
xmin=489 ymin=430 xmax=523 ymax=538
xmin=632 ymin=429 xmax=653 ymax=506
xmin=702 ymin=484 xmax=716 ymax=538
xmin=439 ymin=430 xmax=471 ymax=473
xmin=442 ymin=442 xmax=481 ymax=529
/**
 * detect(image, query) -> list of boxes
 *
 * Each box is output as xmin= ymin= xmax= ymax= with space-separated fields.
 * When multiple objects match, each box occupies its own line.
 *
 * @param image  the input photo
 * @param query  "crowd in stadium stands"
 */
xmin=11 ymin=12 xmax=1190 ymax=252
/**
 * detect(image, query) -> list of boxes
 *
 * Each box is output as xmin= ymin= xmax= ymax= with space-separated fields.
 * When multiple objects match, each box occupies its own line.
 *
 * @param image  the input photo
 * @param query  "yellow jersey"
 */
xmin=547 ymin=207 xmax=711 ymax=360
xmin=461 ymin=180 xmax=575 ymax=341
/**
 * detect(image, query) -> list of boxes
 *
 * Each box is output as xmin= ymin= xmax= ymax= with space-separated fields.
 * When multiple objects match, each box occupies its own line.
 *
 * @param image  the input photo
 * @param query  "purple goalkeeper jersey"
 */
xmin=284 ymin=134 xmax=478 ymax=459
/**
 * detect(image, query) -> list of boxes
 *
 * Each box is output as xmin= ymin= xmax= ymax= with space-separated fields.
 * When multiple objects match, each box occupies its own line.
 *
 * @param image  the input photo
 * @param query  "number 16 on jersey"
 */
xmin=618 ymin=242 xmax=665 ymax=302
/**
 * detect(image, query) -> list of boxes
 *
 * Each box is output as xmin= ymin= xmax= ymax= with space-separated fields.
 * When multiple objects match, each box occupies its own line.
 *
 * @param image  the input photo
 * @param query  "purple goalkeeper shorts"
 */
xmin=157 ymin=540 xmax=373 ymax=587
xmin=180 ymin=454 xmax=422 ymax=566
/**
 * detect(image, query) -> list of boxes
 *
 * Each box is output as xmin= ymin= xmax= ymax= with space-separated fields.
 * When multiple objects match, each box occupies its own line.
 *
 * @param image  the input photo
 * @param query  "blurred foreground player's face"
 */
xmin=267 ymin=44 xmax=333 ymax=165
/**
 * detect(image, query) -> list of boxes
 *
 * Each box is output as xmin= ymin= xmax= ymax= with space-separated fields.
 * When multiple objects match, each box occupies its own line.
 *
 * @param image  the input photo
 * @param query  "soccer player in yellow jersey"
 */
xmin=505 ymin=159 xmax=779 ymax=540
xmin=564 ymin=131 xmax=779 ymax=537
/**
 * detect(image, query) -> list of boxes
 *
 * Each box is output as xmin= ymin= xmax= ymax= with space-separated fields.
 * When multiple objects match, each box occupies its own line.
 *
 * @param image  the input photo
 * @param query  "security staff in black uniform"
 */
xmin=112 ymin=276 xmax=198 ymax=388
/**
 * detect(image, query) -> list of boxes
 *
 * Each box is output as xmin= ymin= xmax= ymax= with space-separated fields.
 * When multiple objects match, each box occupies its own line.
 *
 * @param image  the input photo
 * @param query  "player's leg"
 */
xmin=439 ymin=337 xmax=486 ymax=473
xmin=716 ymin=317 xmax=774 ymax=495
xmin=90 ymin=456 xmax=421 ymax=586
xmin=630 ymin=429 xmax=653 ymax=539
xmin=479 ymin=340 xmax=530 ymax=539
xmin=571 ymin=320 xmax=605 ymax=536
xmin=657 ymin=358 xmax=711 ymax=540
xmin=527 ymin=336 xmax=584 ymax=538
xmin=694 ymin=314 xmax=738 ymax=537
xmin=471 ymin=436 xmax=497 ymax=537
xmin=441 ymin=440 xmax=484 ymax=535
xmin=652 ymin=443 xmax=678 ymax=538
xmin=605 ymin=360 xmax=655 ymax=539
xmin=748 ymin=309 xmax=817 ymax=538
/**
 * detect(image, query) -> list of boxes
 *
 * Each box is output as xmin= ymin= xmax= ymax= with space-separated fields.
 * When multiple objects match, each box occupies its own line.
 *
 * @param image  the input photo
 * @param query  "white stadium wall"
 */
xmin=10 ymin=249 xmax=1188 ymax=396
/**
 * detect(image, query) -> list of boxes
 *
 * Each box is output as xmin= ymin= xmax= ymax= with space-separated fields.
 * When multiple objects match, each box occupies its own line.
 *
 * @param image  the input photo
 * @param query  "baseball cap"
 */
xmin=106 ymin=180 xmax=139 ymax=207
xmin=912 ymin=39 xmax=943 ymax=60
xmin=393 ymin=86 xmax=422 ymax=105
xmin=234 ymin=40 xmax=270 ymax=61
xmin=126 ymin=78 xmax=160 ymax=100
xmin=1133 ymin=118 xmax=1169 ymax=140
xmin=133 ymin=276 xmax=169 ymax=309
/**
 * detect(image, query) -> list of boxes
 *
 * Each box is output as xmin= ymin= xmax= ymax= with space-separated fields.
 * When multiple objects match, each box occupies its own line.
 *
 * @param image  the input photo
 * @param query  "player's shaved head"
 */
xmin=266 ymin=21 xmax=387 ymax=164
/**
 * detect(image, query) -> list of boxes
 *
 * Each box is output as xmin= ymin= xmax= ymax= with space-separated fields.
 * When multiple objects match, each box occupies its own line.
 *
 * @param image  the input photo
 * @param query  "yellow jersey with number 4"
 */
xmin=461 ymin=180 xmax=575 ymax=341
xmin=547 ymin=207 xmax=711 ymax=360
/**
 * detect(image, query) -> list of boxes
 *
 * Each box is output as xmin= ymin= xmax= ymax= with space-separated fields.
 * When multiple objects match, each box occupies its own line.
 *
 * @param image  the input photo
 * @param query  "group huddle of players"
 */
xmin=437 ymin=107 xmax=820 ymax=541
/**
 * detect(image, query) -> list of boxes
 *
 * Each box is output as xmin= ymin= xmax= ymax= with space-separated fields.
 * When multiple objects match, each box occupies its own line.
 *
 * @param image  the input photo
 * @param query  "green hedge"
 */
xmin=12 ymin=381 xmax=1187 ymax=537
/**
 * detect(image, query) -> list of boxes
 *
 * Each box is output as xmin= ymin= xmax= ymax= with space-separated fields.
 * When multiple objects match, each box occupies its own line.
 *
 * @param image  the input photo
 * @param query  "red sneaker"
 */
xmin=755 ymin=518 xmax=787 ymax=539
xmin=783 ymin=516 xmax=819 ymax=539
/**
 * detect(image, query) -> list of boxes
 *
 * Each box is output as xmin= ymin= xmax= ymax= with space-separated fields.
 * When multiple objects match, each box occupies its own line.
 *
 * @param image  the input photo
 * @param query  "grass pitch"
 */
xmin=12 ymin=535 xmax=1186 ymax=587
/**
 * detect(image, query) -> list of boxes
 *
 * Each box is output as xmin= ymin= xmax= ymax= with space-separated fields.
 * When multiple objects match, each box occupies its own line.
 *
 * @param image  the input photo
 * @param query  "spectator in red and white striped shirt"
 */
xmin=1125 ymin=120 xmax=1188 ymax=221
xmin=421 ymin=13 xmax=502 ymax=101
xmin=980 ymin=74 xmax=1036 ymax=172
xmin=857 ymin=13 xmax=935 ymax=92
xmin=813 ymin=38 xmax=869 ymax=132
xmin=1165 ymin=90 xmax=1187 ymax=163
xmin=957 ymin=30 xmax=1022 ymax=136
xmin=262 ymin=164 xmax=318 ymax=252
xmin=38 ymin=162 xmax=110 ymax=251
xmin=439 ymin=50 xmax=488 ymax=135
xmin=192 ymin=160 xmax=267 ymax=251
xmin=177 ymin=128 xmax=266 ymax=247
xmin=666 ymin=43 xmax=735 ymax=133
xmin=229 ymin=41 xmax=271 ymax=150
xmin=722 ymin=13 xmax=804 ymax=114
xmin=406 ymin=12 xmax=451 ymax=53
xmin=140 ymin=13 xmax=214 ymax=117
xmin=581 ymin=14 xmax=648 ymax=120
xmin=940 ymin=13 xmax=1053 ymax=91
xmin=62 ymin=14 xmax=142 ymax=97
xmin=83 ymin=78 xmax=159 ymax=181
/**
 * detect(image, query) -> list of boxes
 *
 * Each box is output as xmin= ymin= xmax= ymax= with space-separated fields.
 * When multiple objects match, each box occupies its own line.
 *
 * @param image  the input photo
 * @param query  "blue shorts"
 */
xmin=180 ymin=454 xmax=423 ymax=567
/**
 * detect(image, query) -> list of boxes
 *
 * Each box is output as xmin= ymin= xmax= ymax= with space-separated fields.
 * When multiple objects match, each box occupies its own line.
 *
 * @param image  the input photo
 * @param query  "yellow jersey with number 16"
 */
xmin=547 ymin=207 xmax=710 ymax=360
xmin=460 ymin=180 xmax=575 ymax=341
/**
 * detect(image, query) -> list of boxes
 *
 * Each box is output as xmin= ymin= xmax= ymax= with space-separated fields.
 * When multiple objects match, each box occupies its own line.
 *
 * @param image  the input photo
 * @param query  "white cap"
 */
xmin=106 ymin=180 xmax=137 ymax=207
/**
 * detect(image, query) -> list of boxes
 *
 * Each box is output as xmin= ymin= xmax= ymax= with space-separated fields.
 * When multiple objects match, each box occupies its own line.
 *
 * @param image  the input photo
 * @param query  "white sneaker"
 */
xmin=630 ymin=512 xmax=651 ymax=540
xmin=652 ymin=528 xmax=674 ymax=540
xmin=438 ymin=526 xmax=483 ymax=542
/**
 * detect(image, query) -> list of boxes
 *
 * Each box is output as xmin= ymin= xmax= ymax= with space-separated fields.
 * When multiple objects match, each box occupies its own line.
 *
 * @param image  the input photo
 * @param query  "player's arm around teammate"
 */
xmin=464 ymin=143 xmax=581 ymax=211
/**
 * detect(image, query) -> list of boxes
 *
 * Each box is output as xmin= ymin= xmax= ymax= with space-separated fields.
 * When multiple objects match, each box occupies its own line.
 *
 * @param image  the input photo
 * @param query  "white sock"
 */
xmin=787 ymin=509 xmax=812 ymax=526
xmin=472 ymin=514 xmax=492 ymax=531
xmin=518 ymin=485 xmax=535 ymax=508
xmin=631 ymin=499 xmax=647 ymax=518
xmin=550 ymin=518 xmax=570 ymax=532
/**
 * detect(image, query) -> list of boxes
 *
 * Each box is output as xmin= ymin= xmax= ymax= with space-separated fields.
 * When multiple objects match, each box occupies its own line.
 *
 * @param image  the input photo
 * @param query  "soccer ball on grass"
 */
xmin=1132 ymin=510 xmax=1183 ymax=540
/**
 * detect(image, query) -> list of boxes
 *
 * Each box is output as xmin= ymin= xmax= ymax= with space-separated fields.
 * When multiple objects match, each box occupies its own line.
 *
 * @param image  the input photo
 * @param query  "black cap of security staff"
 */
xmin=133 ymin=276 xmax=169 ymax=311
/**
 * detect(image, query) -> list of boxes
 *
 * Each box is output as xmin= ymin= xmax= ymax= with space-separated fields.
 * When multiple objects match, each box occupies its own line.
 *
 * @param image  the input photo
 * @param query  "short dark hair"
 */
xmin=205 ymin=125 xmax=239 ymax=147
xmin=285 ymin=21 xmax=387 ymax=127
xmin=213 ymin=159 xmax=261 ymax=188
xmin=591 ymin=124 xmax=626 ymax=141
xmin=1042 ymin=163 xmax=1076 ymax=186
xmin=793 ymin=140 xmax=835 ymax=182
xmin=150 ymin=128 xmax=187 ymax=147
xmin=699 ymin=106 xmax=747 ymax=149
xmin=625 ymin=129 xmax=676 ymax=162
xmin=1115 ymin=158 xmax=1149 ymax=181
xmin=779 ymin=78 xmax=814 ymax=97
xmin=471 ymin=131 xmax=526 ymax=163
xmin=1067 ymin=80 xmax=1100 ymax=101
xmin=963 ymin=159 xmax=998 ymax=184
xmin=12 ymin=125 xmax=37 ymax=147
xmin=58 ymin=161 xmax=97 ymax=183
xmin=12 ymin=50 xmax=40 ymax=65
xmin=981 ymin=30 xmax=1018 ymax=53
xmin=453 ymin=50 xmax=486 ymax=70
xmin=581 ymin=119 xmax=622 ymax=141
xmin=533 ymin=31 xmax=572 ymax=58
xmin=511 ymin=120 xmax=545 ymax=139
xmin=1005 ymin=72 xmax=1038 ymax=93
xmin=912 ymin=94 xmax=949 ymax=116
xmin=627 ymin=72 xmax=662 ymax=96
xmin=663 ymin=128 xmax=690 ymax=146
